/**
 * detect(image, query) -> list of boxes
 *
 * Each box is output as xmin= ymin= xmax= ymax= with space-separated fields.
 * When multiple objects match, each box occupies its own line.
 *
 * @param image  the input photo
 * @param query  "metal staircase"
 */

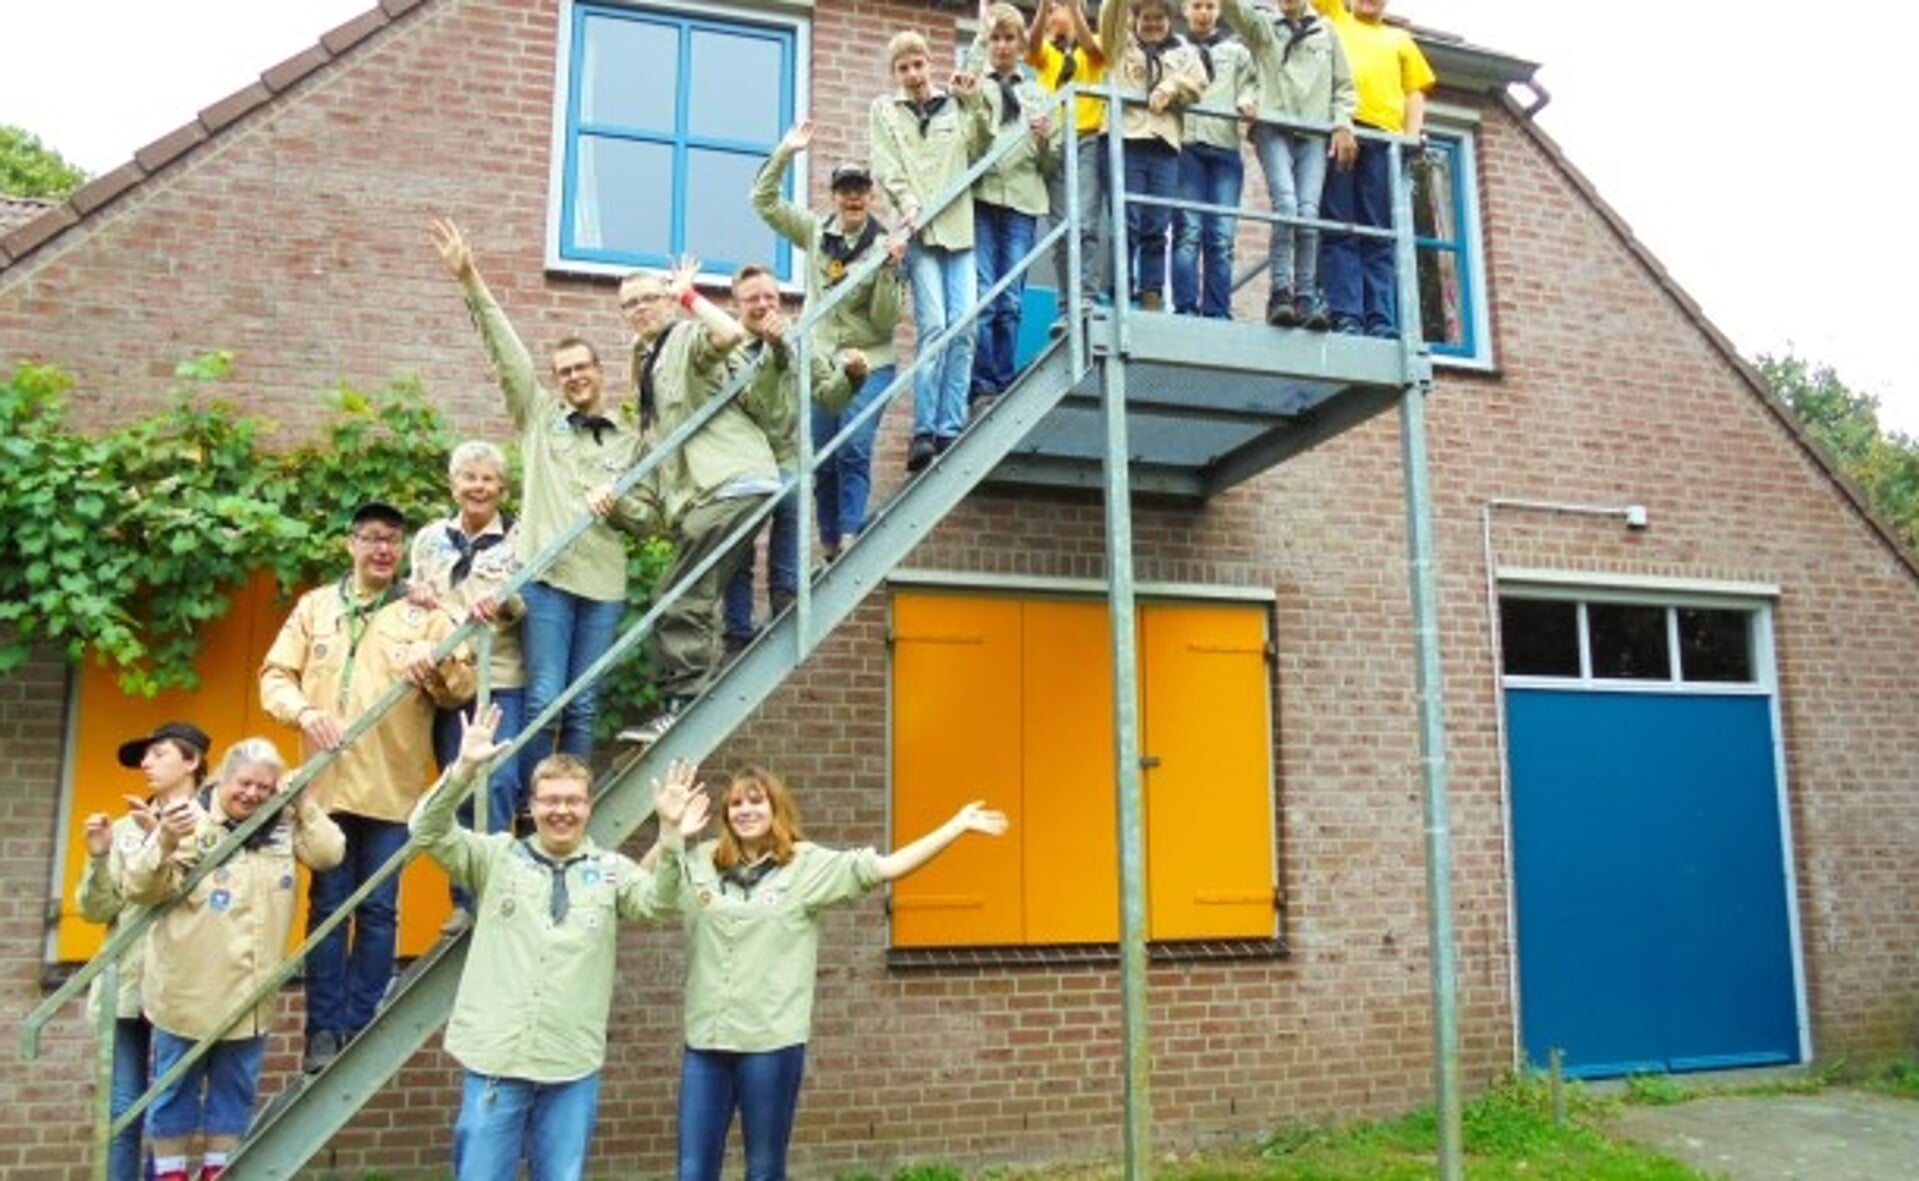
xmin=24 ymin=81 xmax=1460 ymax=1180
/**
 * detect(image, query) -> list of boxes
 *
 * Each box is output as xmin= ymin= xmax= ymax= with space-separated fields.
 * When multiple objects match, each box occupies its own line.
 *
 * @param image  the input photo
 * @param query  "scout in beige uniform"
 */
xmin=672 ymin=767 xmax=1008 ymax=1181
xmin=431 ymin=216 xmax=638 ymax=780
xmin=77 ymin=721 xmax=211 ymax=1181
xmin=259 ymin=499 xmax=475 ymax=1072
xmin=1169 ymin=0 xmax=1257 ymax=318
xmin=411 ymin=704 xmax=705 ymax=1181
xmin=125 ymin=738 xmax=344 ymax=1181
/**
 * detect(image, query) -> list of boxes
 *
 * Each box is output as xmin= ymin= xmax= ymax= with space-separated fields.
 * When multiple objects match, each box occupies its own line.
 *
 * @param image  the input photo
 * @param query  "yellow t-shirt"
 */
xmin=1028 ymin=40 xmax=1110 ymax=134
xmin=1314 ymin=0 xmax=1435 ymax=132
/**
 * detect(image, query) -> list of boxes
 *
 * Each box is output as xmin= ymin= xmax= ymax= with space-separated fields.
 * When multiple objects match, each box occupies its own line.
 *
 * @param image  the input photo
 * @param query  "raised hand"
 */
xmin=428 ymin=217 xmax=475 ymax=282
xmin=84 ymin=813 xmax=113 ymax=857
xmin=155 ymin=797 xmax=199 ymax=853
xmin=780 ymin=119 xmax=815 ymax=154
xmin=651 ymin=758 xmax=704 ymax=828
xmin=952 ymin=71 xmax=981 ymax=98
xmin=454 ymin=702 xmax=508 ymax=775
xmin=953 ymin=801 xmax=1009 ymax=836
xmin=680 ymin=791 xmax=711 ymax=841
xmin=666 ymin=255 xmax=703 ymax=300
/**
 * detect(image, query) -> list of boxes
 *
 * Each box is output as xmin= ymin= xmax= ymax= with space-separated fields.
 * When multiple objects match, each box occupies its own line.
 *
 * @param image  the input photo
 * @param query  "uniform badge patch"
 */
xmin=209 ymin=889 xmax=233 ymax=913
xmin=279 ymin=873 xmax=295 ymax=890
xmin=314 ymin=641 xmax=330 ymax=659
xmin=500 ymin=897 xmax=518 ymax=918
xmin=697 ymin=889 xmax=714 ymax=908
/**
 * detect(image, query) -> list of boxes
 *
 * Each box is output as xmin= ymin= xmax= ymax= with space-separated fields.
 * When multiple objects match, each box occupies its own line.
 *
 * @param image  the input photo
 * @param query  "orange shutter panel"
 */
xmin=1141 ymin=602 xmax=1275 ymax=940
xmin=889 ymin=592 xmax=1025 ymax=946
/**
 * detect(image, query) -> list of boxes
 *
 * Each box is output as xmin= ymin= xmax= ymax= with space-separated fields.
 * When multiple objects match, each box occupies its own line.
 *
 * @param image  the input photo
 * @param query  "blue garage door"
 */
xmin=1503 ymin=596 xmax=1801 ymax=1078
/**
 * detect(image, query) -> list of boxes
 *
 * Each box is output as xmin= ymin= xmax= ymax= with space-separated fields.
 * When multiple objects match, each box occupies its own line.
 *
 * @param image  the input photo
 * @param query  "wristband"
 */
xmin=679 ymin=288 xmax=700 ymax=311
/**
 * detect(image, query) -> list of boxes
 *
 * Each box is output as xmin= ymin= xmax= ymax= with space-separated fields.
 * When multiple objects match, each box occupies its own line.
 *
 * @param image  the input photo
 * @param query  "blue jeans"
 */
xmin=1252 ymin=125 xmax=1329 ymax=300
xmin=454 ymin=1070 xmax=601 ymax=1181
xmin=971 ymin=202 xmax=1038 ymax=397
xmin=520 ymin=580 xmax=623 ymax=775
xmin=1122 ymin=138 xmax=1181 ymax=304
xmin=110 ymin=1017 xmax=152 ymax=1181
xmin=432 ymin=686 xmax=526 ymax=909
xmin=146 ymin=1028 xmax=266 ymax=1142
xmin=811 ymin=364 xmax=892 ymax=548
xmin=677 ymin=1044 xmax=807 ymax=1181
xmin=723 ymin=481 xmax=800 ymax=643
xmin=1320 ymin=133 xmax=1397 ymax=334
xmin=305 ymin=813 xmax=409 ymax=1036
xmin=1171 ymin=142 xmax=1244 ymax=318
xmin=904 ymin=242 xmax=977 ymax=441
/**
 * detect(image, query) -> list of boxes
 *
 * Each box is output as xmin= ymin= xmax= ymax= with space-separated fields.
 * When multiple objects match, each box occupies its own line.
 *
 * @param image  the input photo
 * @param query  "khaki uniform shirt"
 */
xmin=749 ymin=145 xmax=906 ymax=369
xmin=678 ymin=841 xmax=881 ymax=1052
xmin=738 ymin=337 xmax=855 ymax=471
xmin=125 ymin=793 xmax=345 ymax=1040
xmin=466 ymin=282 xmax=637 ymax=603
xmin=1098 ymin=6 xmax=1209 ymax=148
xmin=966 ymin=52 xmax=1058 ymax=218
xmin=869 ymin=87 xmax=993 ymax=251
xmin=411 ymin=766 xmax=680 ymax=1083
xmin=409 ymin=513 xmax=527 ymax=690
xmin=260 ymin=582 xmax=475 ymax=821
xmin=1223 ymin=0 xmax=1356 ymax=129
xmin=77 ymin=813 xmax=158 ymax=1022
xmin=1180 ymin=34 xmax=1258 ymax=151
xmin=627 ymin=321 xmax=775 ymax=525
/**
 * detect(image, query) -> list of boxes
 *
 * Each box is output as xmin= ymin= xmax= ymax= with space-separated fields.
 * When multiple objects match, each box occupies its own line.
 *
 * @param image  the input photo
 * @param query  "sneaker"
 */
xmin=969 ymin=392 xmax=1000 ymax=422
xmin=1266 ymin=289 xmax=1299 ymax=328
xmin=438 ymin=908 xmax=473 ymax=938
xmin=1296 ymin=293 xmax=1330 ymax=332
xmin=934 ymin=435 xmax=956 ymax=455
xmin=721 ymin=633 xmax=751 ymax=661
xmin=906 ymin=434 xmax=936 ymax=473
xmin=1330 ymin=314 xmax=1363 ymax=336
xmin=302 ymin=1029 xmax=341 ymax=1075
xmin=618 ymin=696 xmax=687 ymax=747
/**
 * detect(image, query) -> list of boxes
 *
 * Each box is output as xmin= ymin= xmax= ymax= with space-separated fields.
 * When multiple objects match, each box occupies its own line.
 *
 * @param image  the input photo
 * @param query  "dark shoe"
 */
xmin=1365 ymin=321 xmax=1398 ymax=339
xmin=1330 ymin=314 xmax=1363 ymax=336
xmin=1266 ymin=289 xmax=1299 ymax=328
xmin=906 ymin=434 xmax=936 ymax=473
xmin=302 ymin=1030 xmax=341 ymax=1075
xmin=934 ymin=435 xmax=956 ymax=455
xmin=769 ymin=587 xmax=796 ymax=617
xmin=721 ymin=632 xmax=751 ymax=661
xmin=1297 ymin=293 xmax=1330 ymax=332
xmin=1139 ymin=290 xmax=1164 ymax=313
xmin=618 ymin=696 xmax=688 ymax=747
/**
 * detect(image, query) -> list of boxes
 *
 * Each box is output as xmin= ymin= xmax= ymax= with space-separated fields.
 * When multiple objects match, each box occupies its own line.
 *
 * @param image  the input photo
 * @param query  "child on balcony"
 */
xmin=1026 ymin=0 xmax=1108 ymax=312
xmin=1170 ymin=0 xmax=1255 ymax=319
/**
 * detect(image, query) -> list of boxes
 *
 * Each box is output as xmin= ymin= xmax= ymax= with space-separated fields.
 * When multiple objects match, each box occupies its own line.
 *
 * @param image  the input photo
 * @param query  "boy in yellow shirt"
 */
xmin=1027 ymin=0 xmax=1108 ymax=306
xmin=1313 ymin=0 xmax=1434 ymax=336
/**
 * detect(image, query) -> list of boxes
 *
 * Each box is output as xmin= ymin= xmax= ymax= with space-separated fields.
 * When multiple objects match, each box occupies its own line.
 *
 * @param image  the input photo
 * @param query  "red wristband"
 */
xmin=679 ymin=287 xmax=699 ymax=311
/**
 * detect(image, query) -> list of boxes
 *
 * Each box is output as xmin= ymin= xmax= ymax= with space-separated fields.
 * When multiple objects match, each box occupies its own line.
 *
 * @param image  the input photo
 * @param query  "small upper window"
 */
xmin=1500 ymin=595 xmax=1759 ymax=687
xmin=1413 ymin=130 xmax=1489 ymax=366
xmin=556 ymin=3 xmax=797 ymax=279
xmin=1500 ymin=598 xmax=1579 ymax=678
xmin=1676 ymin=607 xmax=1754 ymax=683
xmin=1587 ymin=603 xmax=1671 ymax=681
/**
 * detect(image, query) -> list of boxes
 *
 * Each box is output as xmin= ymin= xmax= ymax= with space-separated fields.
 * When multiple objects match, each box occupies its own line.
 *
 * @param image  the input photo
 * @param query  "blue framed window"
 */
xmin=558 ymin=3 xmax=797 ymax=279
xmin=1413 ymin=130 xmax=1489 ymax=365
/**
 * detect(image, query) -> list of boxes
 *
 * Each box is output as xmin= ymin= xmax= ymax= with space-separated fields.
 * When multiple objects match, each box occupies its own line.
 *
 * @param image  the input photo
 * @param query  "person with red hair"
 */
xmin=671 ymin=766 xmax=1007 ymax=1181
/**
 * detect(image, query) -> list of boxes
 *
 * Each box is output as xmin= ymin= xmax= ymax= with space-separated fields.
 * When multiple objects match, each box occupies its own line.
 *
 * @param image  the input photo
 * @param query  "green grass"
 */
xmin=1840 ymin=1057 xmax=1919 ymax=1100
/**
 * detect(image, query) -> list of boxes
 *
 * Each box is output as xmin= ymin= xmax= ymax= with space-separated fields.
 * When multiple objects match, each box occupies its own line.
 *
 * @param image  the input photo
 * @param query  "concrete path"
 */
xmin=1614 ymin=1090 xmax=1919 ymax=1180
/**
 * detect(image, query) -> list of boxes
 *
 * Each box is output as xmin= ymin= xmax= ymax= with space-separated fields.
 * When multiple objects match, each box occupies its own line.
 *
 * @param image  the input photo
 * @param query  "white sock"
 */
xmin=202 ymin=1151 xmax=230 ymax=1168
xmin=154 ymin=1156 xmax=188 ymax=1176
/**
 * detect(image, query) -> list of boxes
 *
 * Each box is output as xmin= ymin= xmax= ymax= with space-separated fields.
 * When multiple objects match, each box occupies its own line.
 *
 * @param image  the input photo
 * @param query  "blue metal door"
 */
xmin=1507 ymin=689 xmax=1800 ymax=1078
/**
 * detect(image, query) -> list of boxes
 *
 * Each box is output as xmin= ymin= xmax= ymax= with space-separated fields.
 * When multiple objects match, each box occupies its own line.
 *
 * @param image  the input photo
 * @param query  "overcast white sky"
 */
xmin=4 ymin=1 xmax=1916 ymax=435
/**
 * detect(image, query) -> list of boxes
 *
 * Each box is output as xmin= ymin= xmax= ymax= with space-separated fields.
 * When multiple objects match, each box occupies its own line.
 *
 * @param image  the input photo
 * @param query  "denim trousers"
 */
xmin=1121 ymin=138 xmax=1181 ymax=303
xmin=1171 ymin=141 xmax=1244 ymax=317
xmin=722 ymin=480 xmax=800 ymax=643
xmin=304 ymin=812 xmax=409 ymax=1035
xmin=1252 ymin=124 xmax=1329 ymax=300
xmin=676 ymin=1044 xmax=808 ymax=1181
xmin=904 ymin=242 xmax=977 ymax=441
xmin=432 ymin=685 xmax=526 ymax=909
xmin=453 ymin=1070 xmax=601 ymax=1181
xmin=652 ymin=495 xmax=768 ymax=700
xmin=520 ymin=580 xmax=623 ymax=776
xmin=110 ymin=1016 xmax=153 ymax=1181
xmin=1319 ymin=134 xmax=1397 ymax=333
xmin=146 ymin=1028 xmax=266 ymax=1142
xmin=971 ymin=202 xmax=1038 ymax=396
xmin=1046 ymin=132 xmax=1106 ymax=300
xmin=810 ymin=363 xmax=892 ymax=548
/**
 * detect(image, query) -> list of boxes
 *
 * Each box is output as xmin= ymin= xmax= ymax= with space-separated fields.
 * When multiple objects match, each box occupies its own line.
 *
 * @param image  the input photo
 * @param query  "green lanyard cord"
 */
xmin=334 ymin=576 xmax=402 ymax=711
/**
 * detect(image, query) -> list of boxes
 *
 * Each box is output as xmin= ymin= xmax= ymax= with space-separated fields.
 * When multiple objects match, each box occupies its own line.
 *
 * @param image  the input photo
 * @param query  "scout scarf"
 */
xmin=1280 ymin=12 xmax=1322 ymax=64
xmin=636 ymin=321 xmax=686 ymax=431
xmin=519 ymin=839 xmax=590 ymax=925
xmin=197 ymin=788 xmax=278 ymax=852
xmin=1139 ymin=34 xmax=1183 ymax=95
xmin=566 ymin=410 xmax=616 ymax=445
xmin=720 ymin=855 xmax=779 ymax=900
xmin=990 ymin=69 xmax=1023 ymax=125
xmin=334 ymin=575 xmax=407 ymax=707
xmin=819 ymin=215 xmax=882 ymax=288
xmin=443 ymin=513 xmax=515 ymax=588
xmin=1188 ymin=28 xmax=1228 ymax=82
xmin=904 ymin=92 xmax=951 ymax=137
xmin=1051 ymin=37 xmax=1078 ymax=85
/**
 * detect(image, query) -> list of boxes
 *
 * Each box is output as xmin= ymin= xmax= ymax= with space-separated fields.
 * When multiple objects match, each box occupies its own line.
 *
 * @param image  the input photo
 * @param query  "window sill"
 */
xmin=886 ymin=937 xmax=1288 ymax=972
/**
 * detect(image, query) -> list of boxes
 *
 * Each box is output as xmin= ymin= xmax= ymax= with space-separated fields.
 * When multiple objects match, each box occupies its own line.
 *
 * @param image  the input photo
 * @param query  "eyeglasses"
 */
xmin=554 ymin=360 xmax=601 ymax=378
xmin=619 ymin=292 xmax=669 ymax=311
xmin=352 ymin=532 xmax=404 ymax=551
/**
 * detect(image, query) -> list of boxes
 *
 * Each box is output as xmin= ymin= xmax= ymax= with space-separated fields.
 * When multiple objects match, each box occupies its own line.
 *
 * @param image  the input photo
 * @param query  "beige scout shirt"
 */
xmin=1098 ymin=4 xmax=1209 ymax=148
xmin=678 ymin=840 xmax=881 ymax=1053
xmin=962 ymin=32 xmax=1058 ymax=218
xmin=411 ymin=766 xmax=680 ymax=1083
xmin=409 ymin=513 xmax=527 ymax=691
xmin=869 ymin=86 xmax=994 ymax=251
xmin=125 ymin=793 xmax=345 ymax=1040
xmin=737 ymin=337 xmax=855 ymax=471
xmin=1179 ymin=33 xmax=1258 ymax=152
xmin=628 ymin=321 xmax=775 ymax=525
xmin=467 ymin=282 xmax=637 ymax=603
xmin=749 ymin=145 xmax=906 ymax=369
xmin=77 ymin=813 xmax=160 ymax=1022
xmin=260 ymin=582 xmax=475 ymax=822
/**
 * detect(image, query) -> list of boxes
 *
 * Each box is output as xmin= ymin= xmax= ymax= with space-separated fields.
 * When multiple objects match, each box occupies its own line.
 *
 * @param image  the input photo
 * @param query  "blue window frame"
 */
xmin=1412 ymin=130 xmax=1487 ymax=363
xmin=559 ymin=3 xmax=796 ymax=279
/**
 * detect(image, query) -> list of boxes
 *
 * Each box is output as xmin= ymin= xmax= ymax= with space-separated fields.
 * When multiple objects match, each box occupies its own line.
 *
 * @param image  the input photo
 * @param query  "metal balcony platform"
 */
xmin=986 ymin=310 xmax=1426 ymax=504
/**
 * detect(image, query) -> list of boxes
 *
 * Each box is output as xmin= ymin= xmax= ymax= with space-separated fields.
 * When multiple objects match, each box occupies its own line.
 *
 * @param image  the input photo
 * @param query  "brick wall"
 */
xmin=2 ymin=0 xmax=1916 ymax=1177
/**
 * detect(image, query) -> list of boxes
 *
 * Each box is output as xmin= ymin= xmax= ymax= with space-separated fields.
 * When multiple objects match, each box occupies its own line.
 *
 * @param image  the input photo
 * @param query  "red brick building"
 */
xmin=3 ymin=1 xmax=1916 ymax=1176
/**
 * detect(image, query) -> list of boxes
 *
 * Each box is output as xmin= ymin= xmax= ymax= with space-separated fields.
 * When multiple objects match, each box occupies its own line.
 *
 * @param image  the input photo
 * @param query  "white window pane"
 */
xmin=580 ymin=14 xmax=677 ymax=130
xmin=683 ymin=149 xmax=781 ymax=269
xmin=687 ymin=30 xmax=783 ymax=144
xmin=573 ymin=137 xmax=672 ymax=255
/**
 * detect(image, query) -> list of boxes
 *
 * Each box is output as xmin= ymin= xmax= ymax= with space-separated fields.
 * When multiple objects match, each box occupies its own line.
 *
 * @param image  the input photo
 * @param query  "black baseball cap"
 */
xmin=350 ymin=500 xmax=407 ymax=531
xmin=117 ymin=722 xmax=212 ymax=769
xmin=830 ymin=163 xmax=873 ymax=191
